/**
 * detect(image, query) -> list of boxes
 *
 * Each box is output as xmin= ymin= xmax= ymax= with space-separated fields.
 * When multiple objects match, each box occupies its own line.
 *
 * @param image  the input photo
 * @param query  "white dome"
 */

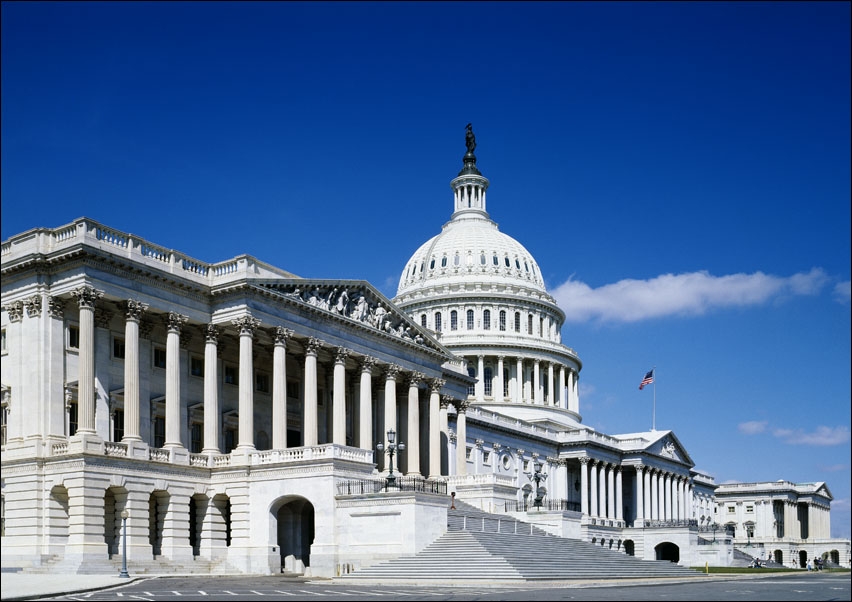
xmin=397 ymin=214 xmax=547 ymax=296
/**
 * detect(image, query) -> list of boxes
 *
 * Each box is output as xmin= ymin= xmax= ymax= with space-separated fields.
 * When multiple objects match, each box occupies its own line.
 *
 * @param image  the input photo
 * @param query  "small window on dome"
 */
xmin=466 ymin=254 xmax=473 ymax=266
xmin=430 ymin=258 xmax=435 ymax=270
xmin=493 ymin=254 xmax=499 ymax=266
xmin=483 ymin=309 xmax=491 ymax=330
xmin=442 ymin=256 xmax=448 ymax=267
xmin=499 ymin=310 xmax=506 ymax=331
xmin=454 ymin=254 xmax=460 ymax=267
xmin=515 ymin=259 xmax=521 ymax=269
xmin=524 ymin=262 xmax=529 ymax=272
xmin=451 ymin=310 xmax=458 ymax=330
xmin=419 ymin=261 xmax=424 ymax=273
xmin=421 ymin=314 xmax=427 ymax=327
xmin=480 ymin=253 xmax=486 ymax=265
xmin=505 ymin=257 xmax=510 ymax=267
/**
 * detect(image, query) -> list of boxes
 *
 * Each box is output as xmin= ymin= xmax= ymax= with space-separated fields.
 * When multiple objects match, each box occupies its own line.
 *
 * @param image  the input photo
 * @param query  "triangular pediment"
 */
xmin=638 ymin=430 xmax=694 ymax=466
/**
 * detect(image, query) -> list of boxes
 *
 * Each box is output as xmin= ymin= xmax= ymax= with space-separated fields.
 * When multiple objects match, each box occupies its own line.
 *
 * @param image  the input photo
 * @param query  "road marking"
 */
xmin=196 ymin=592 xmax=208 ymax=596
xmin=222 ymin=591 xmax=237 ymax=595
xmin=273 ymin=590 xmax=296 ymax=596
xmin=250 ymin=591 xmax=266 ymax=596
xmin=298 ymin=590 xmax=326 ymax=596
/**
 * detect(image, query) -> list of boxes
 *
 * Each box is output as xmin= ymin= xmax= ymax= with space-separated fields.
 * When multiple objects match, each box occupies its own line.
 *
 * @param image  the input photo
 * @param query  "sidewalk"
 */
xmin=0 ymin=573 xmax=145 ymax=601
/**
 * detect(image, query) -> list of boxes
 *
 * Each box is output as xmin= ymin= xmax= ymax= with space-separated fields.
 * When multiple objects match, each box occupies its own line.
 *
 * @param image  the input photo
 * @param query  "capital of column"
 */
xmin=579 ymin=456 xmax=590 ymax=465
xmin=430 ymin=378 xmax=446 ymax=393
xmin=360 ymin=356 xmax=377 ymax=373
xmin=305 ymin=337 xmax=324 ymax=356
xmin=47 ymin=296 xmax=66 ymax=319
xmin=24 ymin=295 xmax=42 ymax=318
xmin=407 ymin=371 xmax=426 ymax=388
xmin=71 ymin=285 xmax=104 ymax=309
xmin=232 ymin=315 xmax=261 ymax=336
xmin=335 ymin=346 xmax=350 ymax=365
xmin=204 ymin=324 xmax=220 ymax=344
xmin=440 ymin=395 xmax=453 ymax=409
xmin=2 ymin=300 xmax=24 ymax=322
xmin=475 ymin=438 xmax=484 ymax=449
xmin=384 ymin=363 xmax=401 ymax=382
xmin=126 ymin=299 xmax=149 ymax=322
xmin=455 ymin=399 xmax=469 ymax=413
xmin=166 ymin=312 xmax=189 ymax=333
xmin=273 ymin=326 xmax=293 ymax=346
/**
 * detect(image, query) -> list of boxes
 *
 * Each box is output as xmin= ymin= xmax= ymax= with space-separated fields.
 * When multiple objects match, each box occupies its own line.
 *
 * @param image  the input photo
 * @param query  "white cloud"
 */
xmin=818 ymin=463 xmax=848 ymax=472
xmin=834 ymin=280 xmax=851 ymax=304
xmin=738 ymin=420 xmax=768 ymax=435
xmin=771 ymin=425 xmax=850 ymax=446
xmin=552 ymin=268 xmax=829 ymax=324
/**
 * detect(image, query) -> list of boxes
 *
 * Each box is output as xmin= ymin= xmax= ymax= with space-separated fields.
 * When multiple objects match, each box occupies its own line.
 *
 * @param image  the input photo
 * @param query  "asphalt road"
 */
xmin=43 ymin=572 xmax=851 ymax=601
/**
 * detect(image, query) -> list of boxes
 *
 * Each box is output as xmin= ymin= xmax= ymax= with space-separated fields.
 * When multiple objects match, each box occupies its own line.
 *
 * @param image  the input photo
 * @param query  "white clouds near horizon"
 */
xmin=552 ymin=268 xmax=830 ymax=324
xmin=739 ymin=421 xmax=850 ymax=446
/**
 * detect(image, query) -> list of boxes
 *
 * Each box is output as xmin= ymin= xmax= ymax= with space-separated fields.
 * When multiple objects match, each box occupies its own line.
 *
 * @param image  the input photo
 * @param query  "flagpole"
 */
xmin=652 ymin=366 xmax=656 ymax=431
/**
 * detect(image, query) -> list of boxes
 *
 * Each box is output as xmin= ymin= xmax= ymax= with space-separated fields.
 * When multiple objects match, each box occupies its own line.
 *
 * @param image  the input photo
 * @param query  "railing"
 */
xmin=52 ymin=442 xmax=69 ymax=455
xmin=504 ymin=499 xmax=581 ymax=513
xmin=149 ymin=448 xmax=170 ymax=462
xmin=643 ymin=518 xmax=699 ymax=529
xmin=336 ymin=476 xmax=448 ymax=495
xmin=104 ymin=442 xmax=128 ymax=457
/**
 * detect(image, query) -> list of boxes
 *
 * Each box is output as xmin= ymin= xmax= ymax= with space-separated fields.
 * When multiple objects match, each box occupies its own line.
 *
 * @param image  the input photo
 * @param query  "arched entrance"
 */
xmin=623 ymin=539 xmax=635 ymax=556
xmin=655 ymin=541 xmax=679 ymax=562
xmin=272 ymin=497 xmax=315 ymax=574
xmin=798 ymin=549 xmax=808 ymax=568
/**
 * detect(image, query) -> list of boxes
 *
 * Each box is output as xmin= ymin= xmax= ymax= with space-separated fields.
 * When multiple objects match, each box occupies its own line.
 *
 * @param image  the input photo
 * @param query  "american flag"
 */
xmin=639 ymin=369 xmax=655 ymax=390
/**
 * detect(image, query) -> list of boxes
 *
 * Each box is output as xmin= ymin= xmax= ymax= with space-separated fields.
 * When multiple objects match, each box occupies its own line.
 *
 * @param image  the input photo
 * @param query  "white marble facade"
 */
xmin=2 ymin=139 xmax=848 ymax=575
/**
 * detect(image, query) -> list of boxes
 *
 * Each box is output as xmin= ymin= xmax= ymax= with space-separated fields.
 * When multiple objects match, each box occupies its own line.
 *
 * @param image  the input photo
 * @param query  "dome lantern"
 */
xmin=451 ymin=124 xmax=490 ymax=219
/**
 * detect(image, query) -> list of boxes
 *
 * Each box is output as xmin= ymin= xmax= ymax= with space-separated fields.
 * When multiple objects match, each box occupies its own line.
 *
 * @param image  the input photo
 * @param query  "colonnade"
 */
xmin=67 ymin=285 xmax=469 ymax=479
xmin=464 ymin=354 xmax=579 ymax=411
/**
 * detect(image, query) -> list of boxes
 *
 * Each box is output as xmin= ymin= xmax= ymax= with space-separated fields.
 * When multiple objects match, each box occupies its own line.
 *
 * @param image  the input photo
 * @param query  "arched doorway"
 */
xmin=623 ymin=539 xmax=635 ymax=556
xmin=655 ymin=541 xmax=679 ymax=562
xmin=272 ymin=497 xmax=315 ymax=574
xmin=798 ymin=549 xmax=808 ymax=568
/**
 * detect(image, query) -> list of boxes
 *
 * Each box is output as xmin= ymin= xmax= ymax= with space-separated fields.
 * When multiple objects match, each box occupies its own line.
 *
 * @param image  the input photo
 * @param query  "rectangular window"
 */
xmin=465 ymin=447 xmax=471 ymax=460
xmin=0 ymin=404 xmax=7 ymax=446
xmin=224 ymin=364 xmax=238 ymax=385
xmin=153 ymin=347 xmax=167 ymax=369
xmin=68 ymin=325 xmax=80 ymax=349
xmin=224 ymin=429 xmax=236 ymax=453
xmin=112 ymin=409 xmax=124 ymax=442
xmin=190 ymin=422 xmax=203 ymax=453
xmin=451 ymin=311 xmax=458 ymax=331
xmin=523 ymin=460 xmax=530 ymax=472
xmin=153 ymin=416 xmax=165 ymax=448
xmin=190 ymin=355 xmax=204 ymax=377
xmin=1 ymin=327 xmax=6 ymax=354
xmin=112 ymin=337 xmax=126 ymax=360
xmin=466 ymin=310 xmax=474 ymax=330
xmin=256 ymin=372 xmax=270 ymax=393
xmin=746 ymin=505 xmax=754 ymax=513
xmin=727 ymin=506 xmax=736 ymax=514
xmin=514 ymin=313 xmax=521 ymax=332
xmin=483 ymin=451 xmax=491 ymax=464
xmin=69 ymin=402 xmax=79 ymax=437
xmin=527 ymin=315 xmax=533 ymax=334
xmin=483 ymin=310 xmax=491 ymax=330
xmin=499 ymin=311 xmax=506 ymax=331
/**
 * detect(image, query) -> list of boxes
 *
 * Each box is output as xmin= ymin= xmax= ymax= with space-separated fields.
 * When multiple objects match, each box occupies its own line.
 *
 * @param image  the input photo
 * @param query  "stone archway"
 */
xmin=655 ymin=541 xmax=679 ymax=562
xmin=623 ymin=539 xmax=635 ymax=556
xmin=271 ymin=497 xmax=315 ymax=574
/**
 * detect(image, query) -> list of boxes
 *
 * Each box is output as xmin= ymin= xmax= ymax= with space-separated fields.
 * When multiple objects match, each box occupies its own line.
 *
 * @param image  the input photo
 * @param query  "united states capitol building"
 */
xmin=2 ymin=129 xmax=849 ymax=576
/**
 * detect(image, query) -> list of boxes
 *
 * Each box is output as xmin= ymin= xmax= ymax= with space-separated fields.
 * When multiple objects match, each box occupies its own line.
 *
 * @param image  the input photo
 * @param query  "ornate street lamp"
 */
xmin=118 ymin=509 xmax=130 ymax=578
xmin=524 ymin=460 xmax=547 ymax=509
xmin=376 ymin=429 xmax=405 ymax=488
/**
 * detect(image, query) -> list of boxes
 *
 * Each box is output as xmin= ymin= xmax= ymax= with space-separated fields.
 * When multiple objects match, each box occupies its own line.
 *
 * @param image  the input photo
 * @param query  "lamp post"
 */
xmin=712 ymin=523 xmax=718 ymax=543
xmin=376 ymin=428 xmax=405 ymax=488
xmin=118 ymin=509 xmax=130 ymax=578
xmin=524 ymin=460 xmax=547 ymax=510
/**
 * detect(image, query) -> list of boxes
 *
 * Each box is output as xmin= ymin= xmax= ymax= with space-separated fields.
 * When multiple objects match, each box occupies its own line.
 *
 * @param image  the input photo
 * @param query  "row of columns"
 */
xmin=469 ymin=354 xmax=578 ymax=411
xmin=68 ymin=286 xmax=469 ymax=480
xmin=634 ymin=463 xmax=693 ymax=522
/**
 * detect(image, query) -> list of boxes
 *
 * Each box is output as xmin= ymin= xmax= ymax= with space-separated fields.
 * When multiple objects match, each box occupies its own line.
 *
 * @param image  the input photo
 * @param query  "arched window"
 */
xmin=466 ymin=309 xmax=474 ymax=330
xmin=480 ymin=253 xmax=486 ymax=265
xmin=505 ymin=257 xmax=511 ymax=267
xmin=499 ymin=310 xmax=506 ymax=331
xmin=515 ymin=259 xmax=521 ymax=269
xmin=419 ymin=261 xmax=424 ymax=273
xmin=528 ymin=314 xmax=534 ymax=334
xmin=441 ymin=256 xmax=448 ymax=267
xmin=454 ymin=254 xmax=460 ymax=266
xmin=430 ymin=257 xmax=435 ymax=269
xmin=483 ymin=309 xmax=491 ymax=330
xmin=524 ymin=261 xmax=529 ymax=272
xmin=435 ymin=312 xmax=442 ymax=332
xmin=540 ymin=317 xmax=544 ymax=336
xmin=484 ymin=367 xmax=493 ymax=396
xmin=493 ymin=254 xmax=499 ymax=265
xmin=421 ymin=314 xmax=427 ymax=328
xmin=514 ymin=312 xmax=521 ymax=332
xmin=451 ymin=310 xmax=458 ymax=331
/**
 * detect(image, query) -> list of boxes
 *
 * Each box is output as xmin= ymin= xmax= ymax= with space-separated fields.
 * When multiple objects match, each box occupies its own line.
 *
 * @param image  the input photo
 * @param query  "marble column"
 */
xmin=332 ymin=347 xmax=349 ymax=446
xmin=440 ymin=395 xmax=451 ymax=475
xmin=547 ymin=362 xmax=555 ymax=405
xmin=428 ymin=379 xmax=444 ymax=479
xmin=202 ymin=324 xmax=220 ymax=454
xmin=615 ymin=466 xmax=623 ymax=522
xmin=303 ymin=338 xmax=322 ymax=447
xmin=580 ymin=457 xmax=589 ymax=516
xmin=651 ymin=470 xmax=659 ymax=520
xmin=234 ymin=315 xmax=260 ymax=450
xmin=644 ymin=467 xmax=652 ymax=522
xmin=406 ymin=372 xmax=423 ymax=475
xmin=533 ymin=360 xmax=542 ymax=404
xmin=358 ymin=357 xmax=376 ymax=450
xmin=476 ymin=355 xmax=485 ymax=403
xmin=455 ymin=400 xmax=468 ymax=476
xmin=559 ymin=366 xmax=566 ymax=409
xmin=383 ymin=364 xmax=400 ymax=453
xmin=164 ymin=312 xmax=188 ymax=448
xmin=70 ymin=285 xmax=103 ymax=435
xmin=635 ymin=465 xmax=645 ymax=523
xmin=515 ymin=357 xmax=523 ymax=403
xmin=590 ymin=460 xmax=599 ymax=518
xmin=272 ymin=327 xmax=292 ymax=450
xmin=496 ymin=356 xmax=505 ymax=402
xmin=122 ymin=299 xmax=148 ymax=441
xmin=602 ymin=463 xmax=611 ymax=519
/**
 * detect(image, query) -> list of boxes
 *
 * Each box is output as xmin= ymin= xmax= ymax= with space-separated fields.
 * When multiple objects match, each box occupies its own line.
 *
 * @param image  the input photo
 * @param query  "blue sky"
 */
xmin=2 ymin=2 xmax=850 ymax=537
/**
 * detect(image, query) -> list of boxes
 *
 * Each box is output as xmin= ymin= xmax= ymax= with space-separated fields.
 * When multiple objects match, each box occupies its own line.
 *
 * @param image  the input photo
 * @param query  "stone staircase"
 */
xmin=341 ymin=500 xmax=698 ymax=582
